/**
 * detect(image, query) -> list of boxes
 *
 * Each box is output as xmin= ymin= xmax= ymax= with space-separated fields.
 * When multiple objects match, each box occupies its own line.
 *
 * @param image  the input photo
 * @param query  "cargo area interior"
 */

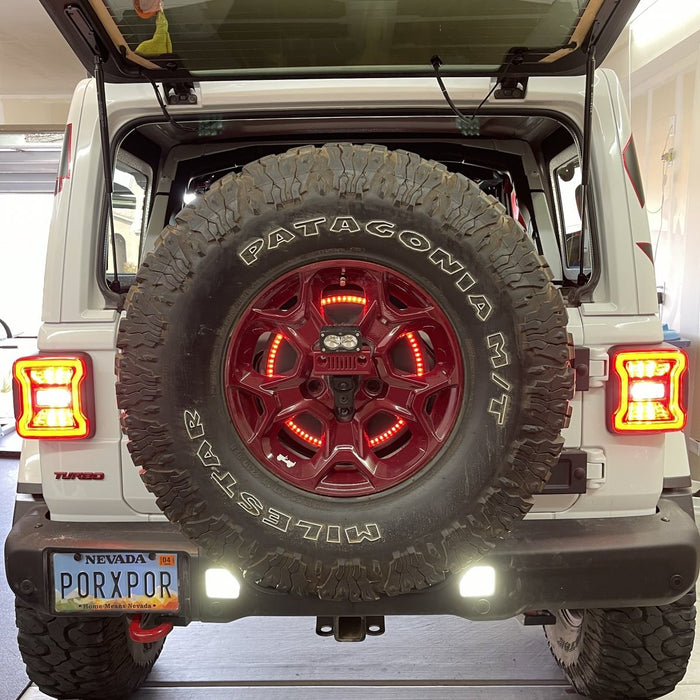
xmin=111 ymin=112 xmax=584 ymax=299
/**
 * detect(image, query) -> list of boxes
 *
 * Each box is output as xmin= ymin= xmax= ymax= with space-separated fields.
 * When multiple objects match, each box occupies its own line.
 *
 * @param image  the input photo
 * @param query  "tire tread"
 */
xmin=16 ymin=599 xmax=164 ymax=699
xmin=545 ymin=591 xmax=696 ymax=699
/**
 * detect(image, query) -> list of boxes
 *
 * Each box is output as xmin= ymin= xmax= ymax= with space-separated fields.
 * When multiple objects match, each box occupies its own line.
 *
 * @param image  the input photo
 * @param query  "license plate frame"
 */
xmin=52 ymin=551 xmax=180 ymax=613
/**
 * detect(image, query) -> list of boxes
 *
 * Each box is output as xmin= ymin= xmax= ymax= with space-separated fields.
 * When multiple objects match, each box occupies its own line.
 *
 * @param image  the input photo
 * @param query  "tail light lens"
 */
xmin=12 ymin=355 xmax=95 ymax=439
xmin=607 ymin=348 xmax=687 ymax=434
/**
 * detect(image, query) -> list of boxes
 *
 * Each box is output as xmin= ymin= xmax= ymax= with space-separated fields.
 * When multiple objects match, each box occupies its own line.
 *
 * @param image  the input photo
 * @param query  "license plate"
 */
xmin=52 ymin=551 xmax=179 ymax=613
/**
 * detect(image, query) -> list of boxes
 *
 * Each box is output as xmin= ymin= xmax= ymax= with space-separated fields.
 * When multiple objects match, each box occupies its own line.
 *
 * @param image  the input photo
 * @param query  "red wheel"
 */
xmin=224 ymin=260 xmax=463 ymax=496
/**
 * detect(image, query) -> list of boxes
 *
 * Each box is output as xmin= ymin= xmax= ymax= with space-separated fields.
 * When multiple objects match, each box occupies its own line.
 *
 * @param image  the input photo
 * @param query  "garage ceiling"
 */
xmin=0 ymin=0 xmax=86 ymax=128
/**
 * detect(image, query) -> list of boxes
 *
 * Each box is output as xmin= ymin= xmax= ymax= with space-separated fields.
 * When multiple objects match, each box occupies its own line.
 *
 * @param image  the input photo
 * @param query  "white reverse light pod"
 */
xmin=459 ymin=565 xmax=496 ymax=598
xmin=205 ymin=568 xmax=241 ymax=599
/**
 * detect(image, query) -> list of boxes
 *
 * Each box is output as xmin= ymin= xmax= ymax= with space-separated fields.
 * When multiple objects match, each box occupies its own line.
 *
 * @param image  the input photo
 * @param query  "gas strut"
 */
xmin=94 ymin=55 xmax=121 ymax=295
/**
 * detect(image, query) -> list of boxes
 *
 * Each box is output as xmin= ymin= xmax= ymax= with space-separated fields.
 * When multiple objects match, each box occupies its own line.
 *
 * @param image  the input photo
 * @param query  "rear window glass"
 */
xmin=106 ymin=159 xmax=150 ymax=279
xmin=103 ymin=0 xmax=590 ymax=75
xmin=554 ymin=156 xmax=590 ymax=277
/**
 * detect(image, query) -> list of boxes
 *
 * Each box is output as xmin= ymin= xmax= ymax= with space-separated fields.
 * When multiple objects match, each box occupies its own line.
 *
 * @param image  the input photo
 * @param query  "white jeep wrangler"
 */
xmin=6 ymin=1 xmax=699 ymax=698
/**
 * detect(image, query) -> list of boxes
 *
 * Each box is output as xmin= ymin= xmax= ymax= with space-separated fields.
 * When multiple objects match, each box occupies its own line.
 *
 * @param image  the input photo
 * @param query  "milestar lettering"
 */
xmin=237 ymin=217 xmax=493 ymax=322
xmin=183 ymin=410 xmax=382 ymax=544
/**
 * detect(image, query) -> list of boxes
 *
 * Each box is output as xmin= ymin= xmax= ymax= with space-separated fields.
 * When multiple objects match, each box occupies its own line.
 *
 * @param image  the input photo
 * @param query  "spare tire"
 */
xmin=116 ymin=143 xmax=573 ymax=601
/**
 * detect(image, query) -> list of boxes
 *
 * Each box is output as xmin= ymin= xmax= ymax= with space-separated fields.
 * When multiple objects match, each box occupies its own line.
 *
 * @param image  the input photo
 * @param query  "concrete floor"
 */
xmin=1 ymin=446 xmax=699 ymax=700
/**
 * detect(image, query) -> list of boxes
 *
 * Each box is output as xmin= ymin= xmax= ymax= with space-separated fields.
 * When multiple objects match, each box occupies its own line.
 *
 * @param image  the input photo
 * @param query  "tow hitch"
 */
xmin=316 ymin=615 xmax=386 ymax=642
xmin=129 ymin=614 xmax=173 ymax=643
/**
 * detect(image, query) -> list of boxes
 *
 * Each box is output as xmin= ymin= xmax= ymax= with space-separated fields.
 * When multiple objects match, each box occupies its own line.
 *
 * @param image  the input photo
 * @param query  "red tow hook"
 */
xmin=129 ymin=614 xmax=173 ymax=643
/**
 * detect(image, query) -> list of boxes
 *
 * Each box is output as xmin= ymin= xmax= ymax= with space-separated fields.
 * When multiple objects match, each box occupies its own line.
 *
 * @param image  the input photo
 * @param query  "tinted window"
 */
xmin=104 ymin=0 xmax=590 ymax=75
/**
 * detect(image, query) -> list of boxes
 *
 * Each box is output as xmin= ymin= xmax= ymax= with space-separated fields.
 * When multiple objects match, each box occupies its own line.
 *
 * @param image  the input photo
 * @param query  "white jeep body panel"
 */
xmin=26 ymin=71 xmax=689 ymax=523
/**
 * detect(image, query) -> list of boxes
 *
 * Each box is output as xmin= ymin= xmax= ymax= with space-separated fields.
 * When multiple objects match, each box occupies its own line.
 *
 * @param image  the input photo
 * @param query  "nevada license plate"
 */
xmin=52 ymin=551 xmax=179 ymax=613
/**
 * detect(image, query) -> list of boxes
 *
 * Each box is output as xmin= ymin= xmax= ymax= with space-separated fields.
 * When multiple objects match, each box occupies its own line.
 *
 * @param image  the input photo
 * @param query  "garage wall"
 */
xmin=0 ymin=192 xmax=54 ymax=335
xmin=0 ymin=134 xmax=60 ymax=335
xmin=0 ymin=0 xmax=79 ymax=334
xmin=604 ymin=0 xmax=700 ymax=478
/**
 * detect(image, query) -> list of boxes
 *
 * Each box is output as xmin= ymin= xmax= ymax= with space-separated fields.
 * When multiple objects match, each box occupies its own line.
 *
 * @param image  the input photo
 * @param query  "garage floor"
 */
xmin=2 ymin=448 xmax=699 ymax=700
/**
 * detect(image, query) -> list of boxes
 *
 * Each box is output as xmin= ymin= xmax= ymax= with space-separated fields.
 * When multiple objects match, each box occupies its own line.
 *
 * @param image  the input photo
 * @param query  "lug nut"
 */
xmin=307 ymin=379 xmax=325 ymax=397
xmin=364 ymin=379 xmax=383 ymax=396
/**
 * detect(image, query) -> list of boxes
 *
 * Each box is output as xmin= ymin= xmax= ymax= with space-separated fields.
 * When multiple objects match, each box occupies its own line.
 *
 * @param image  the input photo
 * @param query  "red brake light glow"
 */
xmin=608 ymin=348 xmax=687 ymax=433
xmin=12 ymin=355 xmax=94 ymax=439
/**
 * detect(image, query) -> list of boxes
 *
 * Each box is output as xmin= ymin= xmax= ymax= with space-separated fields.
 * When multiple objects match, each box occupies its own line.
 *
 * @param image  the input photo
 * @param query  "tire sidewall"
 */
xmin=545 ymin=611 xmax=588 ymax=667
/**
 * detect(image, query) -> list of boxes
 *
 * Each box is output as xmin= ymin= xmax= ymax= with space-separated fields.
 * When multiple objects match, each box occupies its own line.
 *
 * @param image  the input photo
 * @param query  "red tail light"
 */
xmin=12 ymin=354 xmax=95 ymax=439
xmin=607 ymin=348 xmax=687 ymax=434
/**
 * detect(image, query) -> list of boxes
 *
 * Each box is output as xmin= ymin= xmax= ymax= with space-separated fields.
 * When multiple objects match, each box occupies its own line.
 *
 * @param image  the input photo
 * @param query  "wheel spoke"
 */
xmin=361 ymin=309 xmax=438 ymax=352
xmin=328 ymin=419 xmax=378 ymax=477
xmin=232 ymin=372 xmax=333 ymax=442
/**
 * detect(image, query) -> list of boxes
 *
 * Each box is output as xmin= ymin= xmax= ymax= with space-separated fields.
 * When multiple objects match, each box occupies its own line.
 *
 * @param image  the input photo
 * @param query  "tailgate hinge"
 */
xmin=164 ymin=81 xmax=198 ymax=105
xmin=494 ymin=76 xmax=528 ymax=100
xmin=574 ymin=346 xmax=591 ymax=391
xmin=573 ymin=346 xmax=608 ymax=391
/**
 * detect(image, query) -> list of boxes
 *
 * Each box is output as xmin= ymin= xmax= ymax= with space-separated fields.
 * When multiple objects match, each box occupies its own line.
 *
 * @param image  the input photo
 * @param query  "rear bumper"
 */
xmin=5 ymin=497 xmax=699 ymax=622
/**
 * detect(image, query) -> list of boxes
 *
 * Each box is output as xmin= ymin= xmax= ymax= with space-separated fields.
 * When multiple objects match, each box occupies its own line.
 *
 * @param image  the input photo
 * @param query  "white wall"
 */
xmin=0 ymin=193 xmax=53 ymax=335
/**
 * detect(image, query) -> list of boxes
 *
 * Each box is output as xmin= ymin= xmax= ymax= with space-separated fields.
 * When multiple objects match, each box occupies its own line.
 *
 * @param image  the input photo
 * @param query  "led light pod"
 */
xmin=459 ymin=565 xmax=496 ymax=597
xmin=13 ymin=354 xmax=95 ymax=439
xmin=607 ymin=347 xmax=687 ymax=433
xmin=205 ymin=568 xmax=241 ymax=599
